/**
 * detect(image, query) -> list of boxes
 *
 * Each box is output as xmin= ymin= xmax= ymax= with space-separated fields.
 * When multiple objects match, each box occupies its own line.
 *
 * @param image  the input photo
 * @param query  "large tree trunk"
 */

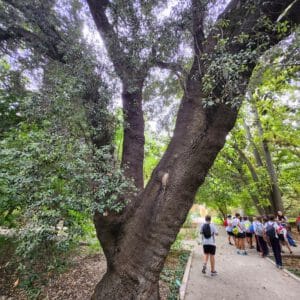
xmin=87 ymin=1 xmax=299 ymax=299
xmin=93 ymin=93 xmax=238 ymax=299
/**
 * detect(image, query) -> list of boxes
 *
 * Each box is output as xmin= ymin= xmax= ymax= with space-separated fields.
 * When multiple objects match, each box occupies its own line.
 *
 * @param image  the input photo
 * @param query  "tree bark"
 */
xmin=122 ymin=86 xmax=145 ymax=189
xmin=87 ymin=0 xmax=147 ymax=188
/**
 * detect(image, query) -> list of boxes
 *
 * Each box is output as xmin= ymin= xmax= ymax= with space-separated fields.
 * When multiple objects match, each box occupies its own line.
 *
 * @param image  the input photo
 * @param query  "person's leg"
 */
xmin=255 ymin=235 xmax=261 ymax=252
xmin=259 ymin=236 xmax=269 ymax=257
xmin=229 ymin=232 xmax=234 ymax=245
xmin=271 ymin=238 xmax=282 ymax=267
xmin=210 ymin=246 xmax=217 ymax=275
xmin=204 ymin=253 xmax=209 ymax=264
xmin=210 ymin=254 xmax=215 ymax=272
xmin=202 ymin=251 xmax=209 ymax=273
xmin=236 ymin=237 xmax=240 ymax=252
xmin=227 ymin=232 xmax=233 ymax=245
xmin=257 ymin=236 xmax=263 ymax=256
xmin=283 ymin=240 xmax=293 ymax=254
xmin=249 ymin=234 xmax=253 ymax=248
xmin=241 ymin=236 xmax=245 ymax=250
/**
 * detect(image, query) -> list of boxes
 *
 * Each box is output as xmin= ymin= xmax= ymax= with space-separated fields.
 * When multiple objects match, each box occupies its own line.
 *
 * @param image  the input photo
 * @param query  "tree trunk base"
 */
xmin=91 ymin=271 xmax=160 ymax=300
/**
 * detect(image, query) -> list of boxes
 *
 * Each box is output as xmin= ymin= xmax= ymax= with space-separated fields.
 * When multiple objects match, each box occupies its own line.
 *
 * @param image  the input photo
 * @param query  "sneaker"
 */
xmin=237 ymin=250 xmax=241 ymax=255
xmin=242 ymin=251 xmax=248 ymax=256
xmin=229 ymin=242 xmax=233 ymax=245
xmin=277 ymin=265 xmax=283 ymax=269
xmin=211 ymin=271 xmax=218 ymax=276
xmin=202 ymin=264 xmax=206 ymax=274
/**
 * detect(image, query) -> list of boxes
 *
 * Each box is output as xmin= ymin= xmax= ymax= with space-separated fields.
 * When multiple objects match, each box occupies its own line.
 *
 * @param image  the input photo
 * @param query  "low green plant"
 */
xmin=171 ymin=232 xmax=184 ymax=251
xmin=161 ymin=250 xmax=190 ymax=300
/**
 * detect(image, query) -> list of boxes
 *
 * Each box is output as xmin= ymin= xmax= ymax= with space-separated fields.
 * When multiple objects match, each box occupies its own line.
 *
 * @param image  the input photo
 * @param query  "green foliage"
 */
xmin=160 ymin=250 xmax=190 ymax=300
xmin=0 ymin=3 xmax=131 ymax=288
xmin=197 ymin=52 xmax=300 ymax=215
xmin=171 ymin=231 xmax=184 ymax=251
xmin=0 ymin=59 xmax=26 ymax=136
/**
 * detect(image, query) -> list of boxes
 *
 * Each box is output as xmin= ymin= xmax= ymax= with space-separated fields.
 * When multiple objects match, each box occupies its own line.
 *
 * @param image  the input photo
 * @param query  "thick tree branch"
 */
xmin=86 ymin=0 xmax=129 ymax=80
xmin=0 ymin=26 xmax=65 ymax=62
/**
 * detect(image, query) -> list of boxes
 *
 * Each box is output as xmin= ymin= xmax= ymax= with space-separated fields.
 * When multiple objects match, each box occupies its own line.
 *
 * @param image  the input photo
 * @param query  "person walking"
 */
xmin=243 ymin=216 xmax=254 ymax=249
xmin=200 ymin=215 xmax=218 ymax=276
xmin=264 ymin=215 xmax=283 ymax=269
xmin=253 ymin=216 xmax=261 ymax=253
xmin=225 ymin=215 xmax=234 ymax=245
xmin=232 ymin=213 xmax=247 ymax=255
xmin=255 ymin=216 xmax=269 ymax=257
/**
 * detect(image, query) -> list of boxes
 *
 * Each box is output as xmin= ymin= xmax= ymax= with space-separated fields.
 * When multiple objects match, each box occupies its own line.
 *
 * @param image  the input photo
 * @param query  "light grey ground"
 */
xmin=184 ymin=228 xmax=300 ymax=300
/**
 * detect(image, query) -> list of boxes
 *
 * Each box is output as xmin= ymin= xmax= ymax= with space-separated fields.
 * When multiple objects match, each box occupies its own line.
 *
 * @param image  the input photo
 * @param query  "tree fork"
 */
xmin=88 ymin=1 xmax=300 ymax=299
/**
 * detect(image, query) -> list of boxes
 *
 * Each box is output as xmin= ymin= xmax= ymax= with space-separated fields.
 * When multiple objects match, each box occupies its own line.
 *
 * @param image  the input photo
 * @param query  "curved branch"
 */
xmin=86 ymin=0 xmax=128 ymax=80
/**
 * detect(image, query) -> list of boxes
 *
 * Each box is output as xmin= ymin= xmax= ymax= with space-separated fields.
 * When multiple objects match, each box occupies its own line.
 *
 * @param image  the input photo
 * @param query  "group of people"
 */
xmin=199 ymin=211 xmax=299 ymax=276
xmin=225 ymin=211 xmax=297 ymax=268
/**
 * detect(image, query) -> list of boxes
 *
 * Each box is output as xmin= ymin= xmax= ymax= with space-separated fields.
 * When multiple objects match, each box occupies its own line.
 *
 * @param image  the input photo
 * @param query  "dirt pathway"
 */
xmin=184 ymin=227 xmax=300 ymax=300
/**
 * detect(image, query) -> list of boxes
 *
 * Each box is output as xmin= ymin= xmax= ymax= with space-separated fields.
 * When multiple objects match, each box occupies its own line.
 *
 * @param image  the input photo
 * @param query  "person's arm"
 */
xmin=213 ymin=224 xmax=218 ymax=236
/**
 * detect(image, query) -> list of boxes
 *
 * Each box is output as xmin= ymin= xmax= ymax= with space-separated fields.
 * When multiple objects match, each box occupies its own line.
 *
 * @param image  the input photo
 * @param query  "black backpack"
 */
xmin=202 ymin=223 xmax=212 ymax=238
xmin=266 ymin=223 xmax=276 ymax=239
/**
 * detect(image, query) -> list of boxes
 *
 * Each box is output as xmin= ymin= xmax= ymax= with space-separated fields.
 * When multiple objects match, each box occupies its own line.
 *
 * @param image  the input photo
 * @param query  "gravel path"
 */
xmin=184 ymin=227 xmax=300 ymax=300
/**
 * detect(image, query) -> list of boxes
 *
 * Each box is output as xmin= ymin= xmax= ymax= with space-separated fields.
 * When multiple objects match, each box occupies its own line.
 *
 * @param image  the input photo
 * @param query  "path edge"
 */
xmin=266 ymin=257 xmax=300 ymax=282
xmin=179 ymin=250 xmax=193 ymax=300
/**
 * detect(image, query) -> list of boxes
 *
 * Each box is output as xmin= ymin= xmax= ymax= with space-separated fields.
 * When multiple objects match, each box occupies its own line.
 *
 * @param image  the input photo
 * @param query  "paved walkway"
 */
xmin=184 ymin=228 xmax=300 ymax=300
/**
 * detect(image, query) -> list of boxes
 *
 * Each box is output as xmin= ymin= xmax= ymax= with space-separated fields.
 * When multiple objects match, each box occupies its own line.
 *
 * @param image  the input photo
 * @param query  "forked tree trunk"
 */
xmin=87 ymin=0 xmax=299 ymax=299
xmin=93 ymin=92 xmax=239 ymax=300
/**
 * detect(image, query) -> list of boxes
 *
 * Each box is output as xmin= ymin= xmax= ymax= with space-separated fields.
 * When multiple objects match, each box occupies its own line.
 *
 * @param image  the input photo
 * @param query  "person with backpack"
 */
xmin=200 ymin=215 xmax=218 ymax=276
xmin=232 ymin=213 xmax=247 ymax=255
xmin=253 ymin=216 xmax=261 ymax=253
xmin=264 ymin=215 xmax=282 ymax=268
xmin=243 ymin=216 xmax=254 ymax=249
xmin=255 ymin=216 xmax=269 ymax=257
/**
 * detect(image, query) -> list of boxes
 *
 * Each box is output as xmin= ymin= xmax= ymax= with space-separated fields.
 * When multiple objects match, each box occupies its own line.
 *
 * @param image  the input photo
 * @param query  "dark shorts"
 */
xmin=227 ymin=231 xmax=234 ymax=236
xmin=278 ymin=234 xmax=285 ymax=242
xmin=246 ymin=232 xmax=253 ymax=238
xmin=237 ymin=232 xmax=246 ymax=238
xmin=203 ymin=245 xmax=216 ymax=255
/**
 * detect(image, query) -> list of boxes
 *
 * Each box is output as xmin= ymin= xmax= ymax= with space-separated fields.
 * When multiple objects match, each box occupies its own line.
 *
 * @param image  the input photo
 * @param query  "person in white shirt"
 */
xmin=199 ymin=215 xmax=218 ymax=276
xmin=232 ymin=213 xmax=247 ymax=255
xmin=255 ymin=216 xmax=269 ymax=257
xmin=225 ymin=215 xmax=234 ymax=245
